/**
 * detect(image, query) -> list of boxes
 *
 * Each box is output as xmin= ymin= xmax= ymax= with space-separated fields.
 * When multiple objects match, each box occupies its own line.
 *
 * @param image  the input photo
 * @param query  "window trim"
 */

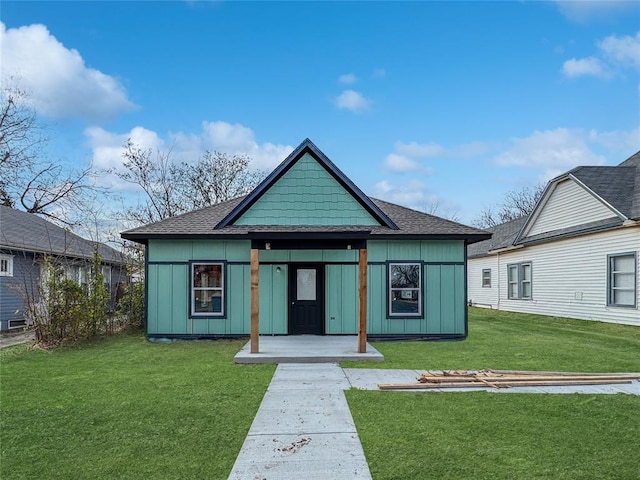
xmin=507 ymin=262 xmax=532 ymax=300
xmin=482 ymin=268 xmax=491 ymax=288
xmin=0 ymin=254 xmax=14 ymax=277
xmin=607 ymin=252 xmax=637 ymax=308
xmin=387 ymin=261 xmax=423 ymax=319
xmin=189 ymin=261 xmax=226 ymax=319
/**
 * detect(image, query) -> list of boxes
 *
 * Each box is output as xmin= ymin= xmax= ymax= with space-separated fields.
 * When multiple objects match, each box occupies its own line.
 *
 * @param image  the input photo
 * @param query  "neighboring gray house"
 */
xmin=468 ymin=151 xmax=640 ymax=326
xmin=0 ymin=206 xmax=129 ymax=331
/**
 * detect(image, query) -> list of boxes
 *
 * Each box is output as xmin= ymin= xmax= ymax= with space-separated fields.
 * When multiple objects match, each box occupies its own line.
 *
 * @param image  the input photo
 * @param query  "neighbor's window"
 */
xmin=482 ymin=269 xmax=491 ymax=288
xmin=102 ymin=265 xmax=112 ymax=294
xmin=507 ymin=262 xmax=532 ymax=300
xmin=191 ymin=262 xmax=224 ymax=316
xmin=608 ymin=253 xmax=637 ymax=308
xmin=0 ymin=254 xmax=13 ymax=277
xmin=389 ymin=263 xmax=422 ymax=317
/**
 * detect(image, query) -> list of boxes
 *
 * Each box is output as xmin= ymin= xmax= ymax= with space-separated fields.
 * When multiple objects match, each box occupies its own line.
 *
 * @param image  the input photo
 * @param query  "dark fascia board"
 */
xmin=120 ymin=232 xmax=491 ymax=244
xmin=215 ymin=138 xmax=398 ymax=230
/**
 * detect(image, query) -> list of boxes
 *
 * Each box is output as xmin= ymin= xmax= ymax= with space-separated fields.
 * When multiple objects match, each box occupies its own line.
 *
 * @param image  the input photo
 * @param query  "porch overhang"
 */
xmin=249 ymin=234 xmax=370 ymax=355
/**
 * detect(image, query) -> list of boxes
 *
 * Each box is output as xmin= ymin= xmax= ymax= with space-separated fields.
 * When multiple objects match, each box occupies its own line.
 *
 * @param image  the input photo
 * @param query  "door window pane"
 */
xmin=297 ymin=269 xmax=316 ymax=301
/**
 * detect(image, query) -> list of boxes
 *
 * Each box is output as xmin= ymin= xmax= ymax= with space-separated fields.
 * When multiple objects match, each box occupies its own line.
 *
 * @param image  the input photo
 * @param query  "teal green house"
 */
xmin=122 ymin=139 xmax=489 ymax=352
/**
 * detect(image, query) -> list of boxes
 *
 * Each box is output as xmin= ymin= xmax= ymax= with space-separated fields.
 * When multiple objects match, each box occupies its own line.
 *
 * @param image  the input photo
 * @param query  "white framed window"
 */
xmin=388 ymin=262 xmax=422 ymax=317
xmin=507 ymin=262 xmax=532 ymax=300
xmin=482 ymin=269 xmax=491 ymax=288
xmin=0 ymin=254 xmax=14 ymax=277
xmin=191 ymin=262 xmax=225 ymax=317
xmin=102 ymin=266 xmax=112 ymax=288
xmin=607 ymin=253 xmax=637 ymax=308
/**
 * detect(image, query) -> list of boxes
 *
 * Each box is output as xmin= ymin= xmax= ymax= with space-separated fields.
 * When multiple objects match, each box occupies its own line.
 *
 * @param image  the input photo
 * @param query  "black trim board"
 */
xmin=216 ymin=138 xmax=398 ymax=230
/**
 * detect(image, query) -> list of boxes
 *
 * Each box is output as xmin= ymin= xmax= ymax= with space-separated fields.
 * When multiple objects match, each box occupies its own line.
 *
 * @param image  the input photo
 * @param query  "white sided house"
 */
xmin=468 ymin=151 xmax=640 ymax=326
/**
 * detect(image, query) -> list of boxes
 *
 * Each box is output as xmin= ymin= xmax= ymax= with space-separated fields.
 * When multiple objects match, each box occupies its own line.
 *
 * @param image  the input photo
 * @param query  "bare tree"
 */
xmin=114 ymin=140 xmax=265 ymax=225
xmin=421 ymin=200 xmax=460 ymax=222
xmin=473 ymin=183 xmax=545 ymax=228
xmin=0 ymin=85 xmax=101 ymax=225
xmin=174 ymin=150 xmax=264 ymax=210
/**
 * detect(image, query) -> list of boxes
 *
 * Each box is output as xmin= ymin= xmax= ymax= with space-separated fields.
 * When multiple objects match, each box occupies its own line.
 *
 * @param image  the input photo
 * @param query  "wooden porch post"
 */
xmin=358 ymin=247 xmax=368 ymax=353
xmin=250 ymin=248 xmax=259 ymax=353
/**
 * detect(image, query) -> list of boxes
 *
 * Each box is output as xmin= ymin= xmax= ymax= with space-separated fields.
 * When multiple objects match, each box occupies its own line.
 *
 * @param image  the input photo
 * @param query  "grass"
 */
xmin=344 ymin=307 xmax=640 ymax=372
xmin=2 ymin=309 xmax=639 ymax=479
xmin=0 ymin=334 xmax=274 ymax=480
xmin=346 ymin=391 xmax=640 ymax=479
xmin=345 ymin=308 xmax=640 ymax=479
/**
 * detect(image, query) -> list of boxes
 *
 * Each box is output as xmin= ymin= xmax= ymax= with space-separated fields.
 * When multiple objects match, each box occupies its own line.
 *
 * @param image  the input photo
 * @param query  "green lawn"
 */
xmin=345 ymin=307 xmax=640 ymax=372
xmin=0 ymin=334 xmax=274 ymax=480
xmin=345 ymin=308 xmax=640 ymax=479
xmin=2 ymin=310 xmax=639 ymax=479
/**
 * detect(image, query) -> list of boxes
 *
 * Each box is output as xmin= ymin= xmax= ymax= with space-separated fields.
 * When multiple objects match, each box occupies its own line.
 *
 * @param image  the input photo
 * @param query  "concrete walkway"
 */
xmin=228 ymin=363 xmax=372 ymax=480
xmin=343 ymin=368 xmax=640 ymax=395
xmin=229 ymin=365 xmax=640 ymax=479
xmin=0 ymin=330 xmax=35 ymax=349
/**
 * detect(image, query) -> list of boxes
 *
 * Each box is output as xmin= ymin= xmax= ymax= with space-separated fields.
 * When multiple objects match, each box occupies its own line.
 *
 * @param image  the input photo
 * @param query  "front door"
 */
xmin=288 ymin=264 xmax=324 ymax=335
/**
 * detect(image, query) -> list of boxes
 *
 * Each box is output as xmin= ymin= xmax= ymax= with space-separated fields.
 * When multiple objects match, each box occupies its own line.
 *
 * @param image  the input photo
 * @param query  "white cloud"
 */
xmin=394 ymin=141 xmax=445 ymax=158
xmin=493 ymin=128 xmax=606 ymax=180
xmin=85 ymin=121 xmax=293 ymax=190
xmin=0 ymin=22 xmax=135 ymax=121
xmin=599 ymin=32 xmax=640 ymax=69
xmin=589 ymin=126 xmax=640 ymax=155
xmin=552 ymin=1 xmax=638 ymax=23
xmin=338 ymin=73 xmax=357 ymax=84
xmin=562 ymin=57 xmax=610 ymax=78
xmin=562 ymin=31 xmax=640 ymax=79
xmin=372 ymin=179 xmax=429 ymax=211
xmin=334 ymin=89 xmax=371 ymax=113
xmin=383 ymin=153 xmax=424 ymax=173
xmin=200 ymin=121 xmax=293 ymax=170
xmin=382 ymin=141 xmax=444 ymax=173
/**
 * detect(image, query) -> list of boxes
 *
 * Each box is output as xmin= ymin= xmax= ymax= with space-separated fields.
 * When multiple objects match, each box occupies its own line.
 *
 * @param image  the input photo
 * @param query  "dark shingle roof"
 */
xmin=0 ymin=206 xmax=126 ymax=264
xmin=467 ymin=216 xmax=528 ymax=258
xmin=571 ymin=165 xmax=637 ymax=219
xmin=121 ymin=195 xmax=490 ymax=243
xmin=121 ymin=138 xmax=490 ymax=244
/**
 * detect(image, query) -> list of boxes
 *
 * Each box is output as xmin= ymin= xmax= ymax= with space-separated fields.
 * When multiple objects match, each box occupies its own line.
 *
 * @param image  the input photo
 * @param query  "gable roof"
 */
xmin=121 ymin=139 xmax=490 ymax=244
xmin=470 ymin=150 xmax=640 ymax=257
xmin=0 ymin=206 xmax=126 ymax=265
xmin=216 ymin=138 xmax=397 ymax=229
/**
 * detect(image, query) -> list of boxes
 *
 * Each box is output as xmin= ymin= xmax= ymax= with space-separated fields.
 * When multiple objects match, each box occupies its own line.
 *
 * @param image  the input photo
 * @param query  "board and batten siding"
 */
xmin=467 ymin=255 xmax=499 ymax=308
xmin=234 ymin=153 xmax=380 ymax=226
xmin=527 ymin=179 xmax=617 ymax=236
xmin=485 ymin=226 xmax=639 ymax=326
xmin=145 ymin=239 xmax=469 ymax=336
xmin=366 ymin=240 xmax=467 ymax=335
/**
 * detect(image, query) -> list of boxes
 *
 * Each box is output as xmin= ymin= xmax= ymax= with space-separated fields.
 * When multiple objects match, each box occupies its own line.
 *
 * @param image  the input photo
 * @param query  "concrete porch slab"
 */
xmin=233 ymin=335 xmax=384 ymax=364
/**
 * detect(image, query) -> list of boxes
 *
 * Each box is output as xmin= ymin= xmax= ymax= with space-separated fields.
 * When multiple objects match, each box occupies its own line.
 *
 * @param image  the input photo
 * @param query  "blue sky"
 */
xmin=2 ymin=0 xmax=639 ymax=226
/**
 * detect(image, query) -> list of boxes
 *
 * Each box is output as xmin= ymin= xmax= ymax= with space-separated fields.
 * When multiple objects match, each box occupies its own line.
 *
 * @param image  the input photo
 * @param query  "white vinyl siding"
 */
xmin=467 ymin=256 xmax=499 ymax=308
xmin=485 ymin=226 xmax=639 ymax=326
xmin=527 ymin=180 xmax=617 ymax=237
